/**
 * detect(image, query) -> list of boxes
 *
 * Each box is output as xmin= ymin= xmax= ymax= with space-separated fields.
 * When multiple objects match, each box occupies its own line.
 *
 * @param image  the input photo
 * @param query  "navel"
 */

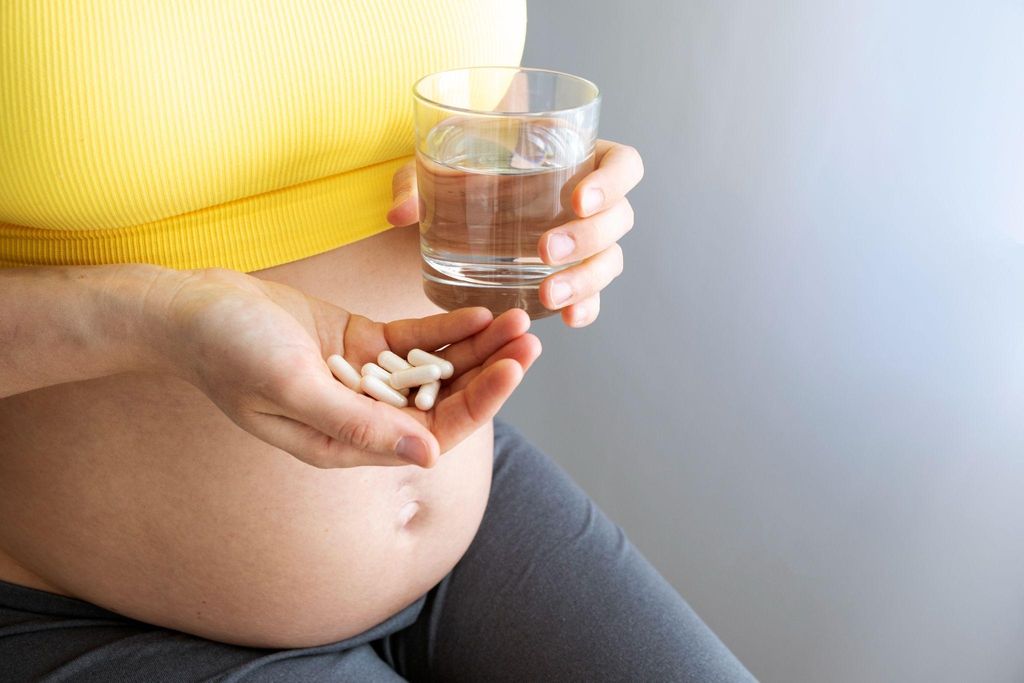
xmin=397 ymin=500 xmax=421 ymax=527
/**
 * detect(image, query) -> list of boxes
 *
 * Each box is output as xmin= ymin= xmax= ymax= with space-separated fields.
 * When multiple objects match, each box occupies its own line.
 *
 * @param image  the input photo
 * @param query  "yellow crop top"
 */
xmin=0 ymin=1 xmax=526 ymax=271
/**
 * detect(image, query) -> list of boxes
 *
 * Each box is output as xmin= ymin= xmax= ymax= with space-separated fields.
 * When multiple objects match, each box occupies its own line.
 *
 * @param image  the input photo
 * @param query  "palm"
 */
xmin=308 ymin=298 xmax=540 ymax=453
xmin=172 ymin=269 xmax=540 ymax=467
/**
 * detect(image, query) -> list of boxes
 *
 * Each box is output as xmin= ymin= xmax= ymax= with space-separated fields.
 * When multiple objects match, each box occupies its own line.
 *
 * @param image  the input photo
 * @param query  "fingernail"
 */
xmin=570 ymin=304 xmax=587 ymax=326
xmin=548 ymin=280 xmax=573 ymax=306
xmin=395 ymin=436 xmax=430 ymax=466
xmin=581 ymin=188 xmax=604 ymax=216
xmin=546 ymin=232 xmax=575 ymax=262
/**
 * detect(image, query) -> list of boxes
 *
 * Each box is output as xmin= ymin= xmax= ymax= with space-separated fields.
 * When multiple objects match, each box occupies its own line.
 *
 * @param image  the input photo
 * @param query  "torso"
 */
xmin=0 ymin=226 xmax=495 ymax=648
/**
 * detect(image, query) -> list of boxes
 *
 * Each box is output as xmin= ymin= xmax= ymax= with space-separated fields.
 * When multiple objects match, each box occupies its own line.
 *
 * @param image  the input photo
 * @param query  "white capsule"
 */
xmin=415 ymin=380 xmax=440 ymax=411
xmin=360 ymin=375 xmax=408 ymax=408
xmin=360 ymin=363 xmax=408 ymax=395
xmin=407 ymin=348 xmax=454 ymax=379
xmin=378 ymin=350 xmax=412 ymax=373
xmin=361 ymin=362 xmax=391 ymax=382
xmin=326 ymin=354 xmax=361 ymax=392
xmin=389 ymin=364 xmax=442 ymax=390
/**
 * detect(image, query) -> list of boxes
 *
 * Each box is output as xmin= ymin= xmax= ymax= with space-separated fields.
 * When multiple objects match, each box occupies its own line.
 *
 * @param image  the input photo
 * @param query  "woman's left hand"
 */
xmin=387 ymin=140 xmax=644 ymax=327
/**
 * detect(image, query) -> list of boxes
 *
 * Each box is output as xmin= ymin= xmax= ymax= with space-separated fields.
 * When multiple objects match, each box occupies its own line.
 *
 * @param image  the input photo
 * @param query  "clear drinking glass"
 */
xmin=413 ymin=67 xmax=601 ymax=319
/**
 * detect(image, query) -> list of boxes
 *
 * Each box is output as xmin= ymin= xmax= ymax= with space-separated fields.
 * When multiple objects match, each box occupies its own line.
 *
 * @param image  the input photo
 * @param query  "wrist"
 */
xmin=89 ymin=263 xmax=193 ymax=378
xmin=0 ymin=263 xmax=193 ymax=397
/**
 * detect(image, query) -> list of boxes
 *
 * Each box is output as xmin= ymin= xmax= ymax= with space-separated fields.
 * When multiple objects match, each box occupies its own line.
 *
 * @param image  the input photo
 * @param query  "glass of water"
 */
xmin=413 ymin=67 xmax=601 ymax=318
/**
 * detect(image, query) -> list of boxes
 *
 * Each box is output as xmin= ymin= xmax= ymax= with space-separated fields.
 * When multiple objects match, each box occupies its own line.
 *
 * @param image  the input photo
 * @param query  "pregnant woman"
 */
xmin=0 ymin=1 xmax=753 ymax=680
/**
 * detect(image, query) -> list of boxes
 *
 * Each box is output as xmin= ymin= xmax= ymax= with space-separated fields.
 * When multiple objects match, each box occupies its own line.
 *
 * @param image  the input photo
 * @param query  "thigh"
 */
xmin=0 ymin=580 xmax=417 ymax=682
xmin=381 ymin=421 xmax=756 ymax=683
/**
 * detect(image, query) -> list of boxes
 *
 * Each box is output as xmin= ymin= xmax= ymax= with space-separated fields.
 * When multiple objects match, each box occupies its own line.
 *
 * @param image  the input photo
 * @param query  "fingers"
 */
xmin=539 ymin=244 xmax=624 ymax=311
xmin=536 ymin=139 xmax=639 ymax=329
xmin=273 ymin=373 xmax=440 ymax=468
xmin=428 ymin=358 xmax=524 ymax=452
xmin=538 ymin=198 xmax=634 ymax=266
xmin=246 ymin=412 xmax=426 ymax=469
xmin=264 ymin=308 xmax=538 ymax=465
xmin=561 ymin=293 xmax=601 ymax=328
xmin=573 ymin=142 xmax=644 ymax=218
xmin=382 ymin=308 xmax=493 ymax=357
xmin=386 ymin=160 xmax=419 ymax=227
xmin=447 ymin=333 xmax=542 ymax=392
xmin=435 ymin=308 xmax=531 ymax=379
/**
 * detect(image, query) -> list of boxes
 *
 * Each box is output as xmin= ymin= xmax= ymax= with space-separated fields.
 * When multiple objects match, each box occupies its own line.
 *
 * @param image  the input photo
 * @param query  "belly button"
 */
xmin=397 ymin=500 xmax=421 ymax=527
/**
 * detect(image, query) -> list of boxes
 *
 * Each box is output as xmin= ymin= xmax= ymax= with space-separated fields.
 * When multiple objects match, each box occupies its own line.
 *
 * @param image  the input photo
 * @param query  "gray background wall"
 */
xmin=502 ymin=2 xmax=1024 ymax=681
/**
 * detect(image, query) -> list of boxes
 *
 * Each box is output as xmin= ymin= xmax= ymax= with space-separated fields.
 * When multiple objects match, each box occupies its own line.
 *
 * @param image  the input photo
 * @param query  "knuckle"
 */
xmin=581 ymin=269 xmax=601 ymax=296
xmin=566 ymin=268 xmax=586 ymax=294
xmin=392 ymin=162 xmax=416 ymax=195
xmin=269 ymin=369 xmax=308 ymax=405
xmin=610 ymin=243 xmax=625 ymax=278
xmin=624 ymin=145 xmax=645 ymax=179
xmin=301 ymin=445 xmax=335 ymax=470
xmin=306 ymin=440 xmax=371 ymax=469
xmin=621 ymin=200 xmax=635 ymax=231
xmin=283 ymin=429 xmax=337 ymax=470
xmin=578 ymin=217 xmax=598 ymax=246
xmin=202 ymin=266 xmax=237 ymax=281
xmin=337 ymin=417 xmax=382 ymax=453
xmin=593 ymin=201 xmax=633 ymax=245
xmin=589 ymin=204 xmax=618 ymax=238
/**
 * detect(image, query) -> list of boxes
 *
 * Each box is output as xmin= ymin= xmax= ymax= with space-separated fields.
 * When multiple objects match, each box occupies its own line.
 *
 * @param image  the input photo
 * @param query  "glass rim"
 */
xmin=412 ymin=66 xmax=601 ymax=118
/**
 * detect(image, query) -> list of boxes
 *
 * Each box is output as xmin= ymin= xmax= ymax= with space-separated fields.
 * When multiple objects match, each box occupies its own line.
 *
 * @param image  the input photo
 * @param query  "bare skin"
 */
xmin=0 ymin=227 xmax=540 ymax=648
xmin=0 ymin=142 xmax=642 ymax=649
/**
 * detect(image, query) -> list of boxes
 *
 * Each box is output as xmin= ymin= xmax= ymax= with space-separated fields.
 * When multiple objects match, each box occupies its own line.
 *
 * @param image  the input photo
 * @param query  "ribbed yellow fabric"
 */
xmin=0 ymin=1 xmax=527 ymax=271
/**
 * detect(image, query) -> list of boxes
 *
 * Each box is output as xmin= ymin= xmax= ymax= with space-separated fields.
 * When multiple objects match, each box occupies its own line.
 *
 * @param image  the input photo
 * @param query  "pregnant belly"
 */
xmin=0 ymin=227 xmax=495 ymax=648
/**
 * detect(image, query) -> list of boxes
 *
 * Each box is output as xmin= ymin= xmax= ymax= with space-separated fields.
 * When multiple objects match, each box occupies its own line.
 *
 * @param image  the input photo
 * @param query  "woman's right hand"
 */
xmin=151 ymin=268 xmax=541 ymax=470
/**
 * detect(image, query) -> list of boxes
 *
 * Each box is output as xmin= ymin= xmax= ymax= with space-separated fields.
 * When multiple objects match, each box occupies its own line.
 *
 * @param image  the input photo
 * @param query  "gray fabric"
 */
xmin=0 ymin=421 xmax=755 ymax=682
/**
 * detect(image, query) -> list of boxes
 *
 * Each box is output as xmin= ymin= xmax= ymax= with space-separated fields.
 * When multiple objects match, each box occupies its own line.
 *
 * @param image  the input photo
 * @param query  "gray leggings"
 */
xmin=0 ymin=421 xmax=756 ymax=682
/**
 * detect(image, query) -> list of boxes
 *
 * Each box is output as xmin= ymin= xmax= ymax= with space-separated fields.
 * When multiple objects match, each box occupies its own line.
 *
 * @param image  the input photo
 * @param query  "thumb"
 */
xmin=264 ymin=374 xmax=439 ymax=468
xmin=386 ymin=160 xmax=420 ymax=227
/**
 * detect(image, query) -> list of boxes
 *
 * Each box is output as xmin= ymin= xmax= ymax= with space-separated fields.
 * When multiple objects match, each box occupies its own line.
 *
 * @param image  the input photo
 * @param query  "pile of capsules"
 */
xmin=326 ymin=349 xmax=454 ymax=411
